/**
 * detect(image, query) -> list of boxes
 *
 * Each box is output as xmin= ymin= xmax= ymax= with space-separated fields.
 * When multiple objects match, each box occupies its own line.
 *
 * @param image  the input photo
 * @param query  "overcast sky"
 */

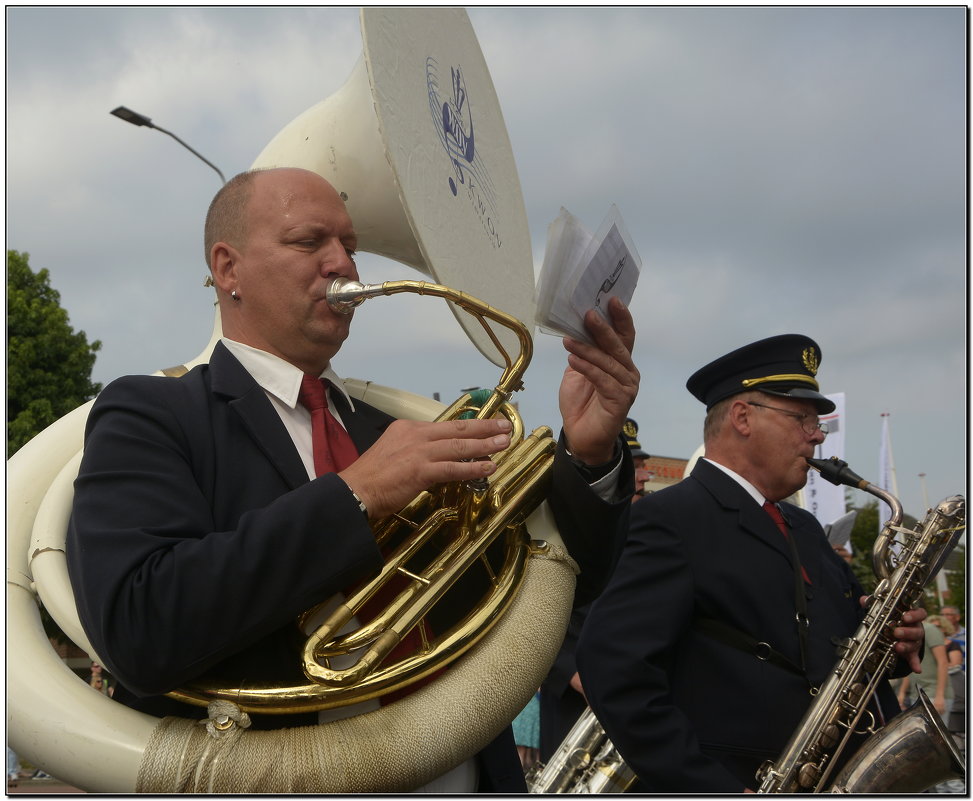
xmin=6 ymin=6 xmax=967 ymax=521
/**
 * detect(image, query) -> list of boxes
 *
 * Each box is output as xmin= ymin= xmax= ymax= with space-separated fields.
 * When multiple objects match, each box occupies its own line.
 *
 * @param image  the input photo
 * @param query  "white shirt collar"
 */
xmin=703 ymin=457 xmax=767 ymax=507
xmin=220 ymin=338 xmax=356 ymax=412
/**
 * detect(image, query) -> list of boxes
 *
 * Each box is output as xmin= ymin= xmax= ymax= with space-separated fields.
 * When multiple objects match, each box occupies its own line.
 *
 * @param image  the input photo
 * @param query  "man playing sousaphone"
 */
xmin=66 ymin=167 xmax=639 ymax=793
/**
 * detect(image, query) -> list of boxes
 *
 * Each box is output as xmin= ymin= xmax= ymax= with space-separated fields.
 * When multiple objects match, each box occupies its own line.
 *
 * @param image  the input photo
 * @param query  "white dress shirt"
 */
xmin=703 ymin=457 xmax=769 ymax=507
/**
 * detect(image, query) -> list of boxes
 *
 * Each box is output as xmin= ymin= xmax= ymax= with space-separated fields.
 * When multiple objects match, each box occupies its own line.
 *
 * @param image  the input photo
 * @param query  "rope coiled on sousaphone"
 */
xmin=136 ymin=543 xmax=576 ymax=793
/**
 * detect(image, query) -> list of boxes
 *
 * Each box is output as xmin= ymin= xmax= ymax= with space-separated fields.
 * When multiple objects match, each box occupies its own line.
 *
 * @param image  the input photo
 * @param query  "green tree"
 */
xmin=847 ymin=500 xmax=881 ymax=595
xmin=7 ymin=250 xmax=102 ymax=456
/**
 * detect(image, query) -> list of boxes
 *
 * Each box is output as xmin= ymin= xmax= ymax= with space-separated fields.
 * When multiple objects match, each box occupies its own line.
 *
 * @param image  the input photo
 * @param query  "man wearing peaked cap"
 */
xmin=623 ymin=418 xmax=651 ymax=499
xmin=686 ymin=334 xmax=835 ymax=414
xmin=578 ymin=333 xmax=927 ymax=792
xmin=623 ymin=418 xmax=649 ymax=459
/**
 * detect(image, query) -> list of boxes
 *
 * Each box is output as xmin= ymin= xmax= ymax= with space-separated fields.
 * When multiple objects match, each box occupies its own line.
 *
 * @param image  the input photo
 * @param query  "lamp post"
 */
xmin=110 ymin=105 xmax=226 ymax=185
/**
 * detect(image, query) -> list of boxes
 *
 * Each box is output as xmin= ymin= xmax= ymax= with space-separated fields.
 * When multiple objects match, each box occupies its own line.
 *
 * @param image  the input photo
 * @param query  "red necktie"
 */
xmin=764 ymin=501 xmax=812 ymax=585
xmin=763 ymin=500 xmax=787 ymax=534
xmin=298 ymin=375 xmax=359 ymax=476
xmin=298 ymin=374 xmax=434 ymax=703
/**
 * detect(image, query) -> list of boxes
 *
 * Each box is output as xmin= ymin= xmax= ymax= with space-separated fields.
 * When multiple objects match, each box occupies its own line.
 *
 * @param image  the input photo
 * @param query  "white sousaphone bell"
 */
xmin=7 ymin=8 xmax=573 ymax=793
xmin=252 ymin=6 xmax=536 ymax=366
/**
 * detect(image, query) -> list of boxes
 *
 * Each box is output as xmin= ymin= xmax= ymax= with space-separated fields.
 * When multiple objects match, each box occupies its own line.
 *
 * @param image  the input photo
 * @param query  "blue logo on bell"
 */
xmin=426 ymin=56 xmax=501 ymax=249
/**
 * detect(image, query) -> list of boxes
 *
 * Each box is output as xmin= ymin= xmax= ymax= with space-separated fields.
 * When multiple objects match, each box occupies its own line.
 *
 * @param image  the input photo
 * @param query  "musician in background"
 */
xmin=66 ymin=167 xmax=639 ymax=793
xmin=941 ymin=605 xmax=966 ymax=664
xmin=577 ymin=334 xmax=925 ymax=792
xmin=626 ymin=418 xmax=652 ymax=500
xmin=538 ymin=418 xmax=648 ymax=762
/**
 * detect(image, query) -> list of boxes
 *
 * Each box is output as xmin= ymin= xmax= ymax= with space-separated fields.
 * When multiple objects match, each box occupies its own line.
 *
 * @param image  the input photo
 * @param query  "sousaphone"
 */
xmin=7 ymin=8 xmax=576 ymax=793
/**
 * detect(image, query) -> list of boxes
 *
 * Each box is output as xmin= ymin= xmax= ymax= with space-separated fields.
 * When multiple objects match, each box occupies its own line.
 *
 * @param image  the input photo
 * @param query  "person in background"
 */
xmin=89 ymin=661 xmax=110 ymax=696
xmin=941 ymin=606 xmax=966 ymax=664
xmin=832 ymin=544 xmax=853 ymax=564
xmin=577 ymin=334 xmax=926 ymax=792
xmin=624 ymin=418 xmax=651 ymax=500
xmin=940 ymin=607 xmax=967 ymax=743
xmin=512 ymin=691 xmax=541 ymax=773
xmin=538 ymin=418 xmax=649 ymax=763
xmin=7 ymin=747 xmax=21 ymax=786
xmin=897 ymin=614 xmax=953 ymax=719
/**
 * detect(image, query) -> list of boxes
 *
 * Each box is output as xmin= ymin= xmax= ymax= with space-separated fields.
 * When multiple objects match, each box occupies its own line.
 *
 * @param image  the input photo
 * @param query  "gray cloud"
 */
xmin=6 ymin=6 xmax=966 ymax=519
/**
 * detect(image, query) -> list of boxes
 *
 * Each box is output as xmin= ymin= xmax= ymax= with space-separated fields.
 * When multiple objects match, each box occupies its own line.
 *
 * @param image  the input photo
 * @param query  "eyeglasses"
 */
xmin=746 ymin=401 xmax=829 ymax=437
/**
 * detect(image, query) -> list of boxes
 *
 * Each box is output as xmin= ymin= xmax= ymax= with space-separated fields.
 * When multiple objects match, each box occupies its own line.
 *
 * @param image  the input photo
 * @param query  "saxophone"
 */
xmin=527 ymin=707 xmax=637 ymax=794
xmin=756 ymin=456 xmax=966 ymax=793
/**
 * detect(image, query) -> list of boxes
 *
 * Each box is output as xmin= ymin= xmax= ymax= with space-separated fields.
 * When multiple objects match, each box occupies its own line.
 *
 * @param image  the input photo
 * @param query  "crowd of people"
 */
xmin=41 ymin=167 xmax=963 ymax=794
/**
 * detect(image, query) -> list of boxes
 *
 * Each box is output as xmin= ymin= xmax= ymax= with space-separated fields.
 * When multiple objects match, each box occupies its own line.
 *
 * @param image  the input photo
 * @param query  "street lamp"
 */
xmin=110 ymin=105 xmax=226 ymax=185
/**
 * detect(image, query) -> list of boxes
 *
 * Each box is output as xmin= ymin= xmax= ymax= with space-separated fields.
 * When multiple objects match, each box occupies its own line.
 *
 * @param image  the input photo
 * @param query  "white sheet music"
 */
xmin=535 ymin=205 xmax=642 ymax=343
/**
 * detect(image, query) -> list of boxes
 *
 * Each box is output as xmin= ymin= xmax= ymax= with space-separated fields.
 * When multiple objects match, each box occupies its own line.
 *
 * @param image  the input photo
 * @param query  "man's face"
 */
xmin=943 ymin=608 xmax=961 ymax=627
xmin=231 ymin=169 xmax=359 ymax=371
xmin=633 ymin=456 xmax=650 ymax=499
xmin=744 ymin=395 xmax=826 ymax=502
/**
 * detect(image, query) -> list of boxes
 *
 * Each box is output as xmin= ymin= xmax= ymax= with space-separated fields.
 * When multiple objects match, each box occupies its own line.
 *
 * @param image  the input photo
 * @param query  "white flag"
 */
xmin=805 ymin=393 xmax=847 ymax=538
xmin=877 ymin=413 xmax=897 ymax=530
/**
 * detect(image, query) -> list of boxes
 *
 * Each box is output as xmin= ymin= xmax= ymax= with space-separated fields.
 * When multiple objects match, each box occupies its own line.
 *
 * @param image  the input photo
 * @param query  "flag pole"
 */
xmin=877 ymin=412 xmax=899 ymax=532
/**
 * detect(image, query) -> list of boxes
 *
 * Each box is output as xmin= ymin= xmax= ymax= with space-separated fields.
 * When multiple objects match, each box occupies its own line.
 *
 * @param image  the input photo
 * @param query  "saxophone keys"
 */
xmin=846 ymin=681 xmax=867 ymax=705
xmin=819 ymin=723 xmax=842 ymax=749
xmin=798 ymin=761 xmax=822 ymax=789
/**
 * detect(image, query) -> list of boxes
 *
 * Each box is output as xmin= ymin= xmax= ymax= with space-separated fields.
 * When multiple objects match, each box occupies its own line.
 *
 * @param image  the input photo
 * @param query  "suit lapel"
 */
xmin=209 ymin=343 xmax=310 ymax=490
xmin=330 ymin=390 xmax=393 ymax=454
xmin=692 ymin=459 xmax=793 ymax=566
xmin=209 ymin=343 xmax=396 ymax=487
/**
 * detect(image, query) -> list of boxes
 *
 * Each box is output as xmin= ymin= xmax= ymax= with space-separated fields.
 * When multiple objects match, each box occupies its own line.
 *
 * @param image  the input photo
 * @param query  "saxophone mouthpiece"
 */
xmin=806 ymin=456 xmax=869 ymax=490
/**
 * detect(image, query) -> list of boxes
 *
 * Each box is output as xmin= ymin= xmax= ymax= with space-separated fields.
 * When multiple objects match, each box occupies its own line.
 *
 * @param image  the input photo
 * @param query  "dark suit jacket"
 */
xmin=577 ymin=458 xmax=901 ymax=793
xmin=66 ymin=342 xmax=631 ymax=792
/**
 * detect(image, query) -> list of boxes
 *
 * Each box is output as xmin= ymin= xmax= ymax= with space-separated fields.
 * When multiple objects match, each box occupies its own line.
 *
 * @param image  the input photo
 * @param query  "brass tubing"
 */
xmin=170 ymin=276 xmax=553 ymax=714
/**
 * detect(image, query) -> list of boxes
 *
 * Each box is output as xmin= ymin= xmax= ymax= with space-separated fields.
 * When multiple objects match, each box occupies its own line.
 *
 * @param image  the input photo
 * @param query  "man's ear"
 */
xmin=210 ymin=242 xmax=239 ymax=294
xmin=728 ymin=398 xmax=753 ymax=436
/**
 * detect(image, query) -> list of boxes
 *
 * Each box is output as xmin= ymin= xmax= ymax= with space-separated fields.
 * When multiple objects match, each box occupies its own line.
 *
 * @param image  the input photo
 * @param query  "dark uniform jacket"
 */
xmin=66 ymin=342 xmax=631 ymax=792
xmin=577 ymin=458 xmax=902 ymax=792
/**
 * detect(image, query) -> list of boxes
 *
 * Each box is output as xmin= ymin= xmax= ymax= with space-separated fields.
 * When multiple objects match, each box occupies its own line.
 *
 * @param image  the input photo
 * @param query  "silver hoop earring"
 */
xmin=231 ymin=290 xmax=240 ymax=301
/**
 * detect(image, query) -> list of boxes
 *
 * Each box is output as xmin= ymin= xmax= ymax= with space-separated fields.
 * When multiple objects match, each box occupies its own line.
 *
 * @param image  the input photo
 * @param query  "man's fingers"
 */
xmin=425 ymin=417 xmax=512 ymax=439
xmin=426 ymin=431 xmax=512 ymax=462
xmin=340 ymin=416 xmax=516 ymax=518
xmin=605 ymin=296 xmax=636 ymax=352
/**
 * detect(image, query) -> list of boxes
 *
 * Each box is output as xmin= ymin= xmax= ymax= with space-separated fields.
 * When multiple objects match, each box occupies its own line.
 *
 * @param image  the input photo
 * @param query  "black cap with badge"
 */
xmin=623 ymin=418 xmax=649 ymax=459
xmin=686 ymin=334 xmax=835 ymax=414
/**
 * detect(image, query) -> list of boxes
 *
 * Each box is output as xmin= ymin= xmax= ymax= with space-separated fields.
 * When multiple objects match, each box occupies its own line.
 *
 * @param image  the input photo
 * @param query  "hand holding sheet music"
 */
xmin=535 ymin=206 xmax=642 ymax=343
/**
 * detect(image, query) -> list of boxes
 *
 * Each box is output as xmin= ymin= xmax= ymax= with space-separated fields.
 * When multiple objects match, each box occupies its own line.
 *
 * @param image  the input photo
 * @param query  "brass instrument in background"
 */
xmin=171 ymin=277 xmax=558 ymax=713
xmin=527 ymin=706 xmax=636 ymax=794
xmin=757 ymin=456 xmax=965 ymax=793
